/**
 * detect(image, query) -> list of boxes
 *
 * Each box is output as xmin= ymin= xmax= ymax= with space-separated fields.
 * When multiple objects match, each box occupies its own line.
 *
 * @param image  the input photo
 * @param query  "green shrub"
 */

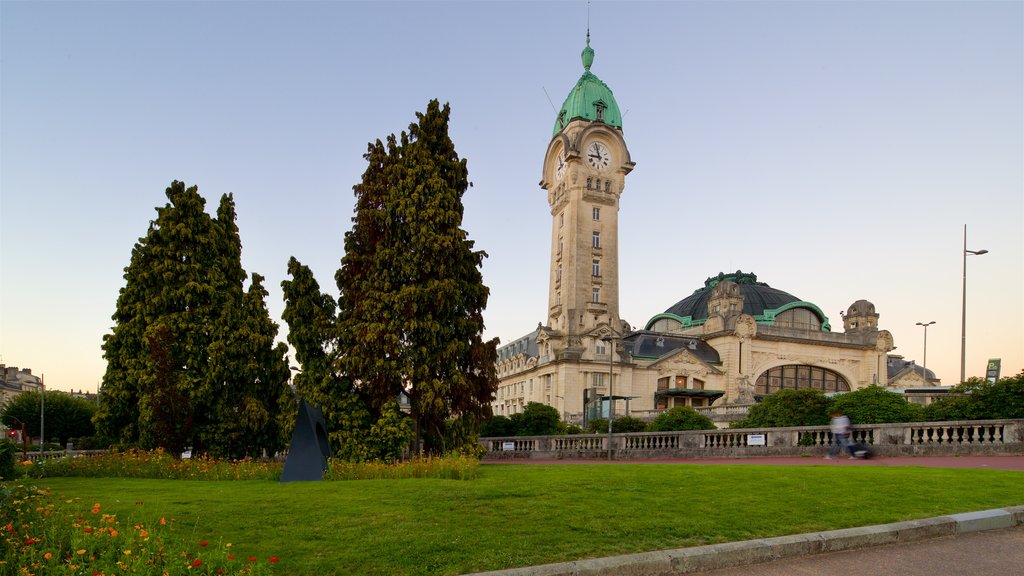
xmin=516 ymin=402 xmax=562 ymax=436
xmin=732 ymin=389 xmax=831 ymax=428
xmin=829 ymin=385 xmax=922 ymax=424
xmin=923 ymin=373 xmax=1024 ymax=421
xmin=612 ymin=416 xmax=648 ymax=433
xmin=563 ymin=423 xmax=584 ymax=435
xmin=0 ymin=438 xmax=17 ymax=480
xmin=481 ymin=415 xmax=517 ymax=437
xmin=647 ymin=406 xmax=715 ymax=431
xmin=587 ymin=418 xmax=609 ymax=434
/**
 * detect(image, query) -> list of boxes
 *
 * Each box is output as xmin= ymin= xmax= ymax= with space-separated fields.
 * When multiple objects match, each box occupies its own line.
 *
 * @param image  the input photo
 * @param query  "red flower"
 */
xmin=269 ymin=556 xmax=279 ymax=563
xmin=227 ymin=555 xmax=235 ymax=560
xmin=191 ymin=559 xmax=202 ymax=567
xmin=216 ymin=570 xmax=225 ymax=575
xmin=24 ymin=538 xmax=38 ymax=545
xmin=247 ymin=556 xmax=256 ymax=562
xmin=199 ymin=541 xmax=208 ymax=547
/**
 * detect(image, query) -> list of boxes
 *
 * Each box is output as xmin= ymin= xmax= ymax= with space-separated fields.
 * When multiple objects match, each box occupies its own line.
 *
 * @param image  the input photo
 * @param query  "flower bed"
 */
xmin=1 ymin=482 xmax=276 ymax=575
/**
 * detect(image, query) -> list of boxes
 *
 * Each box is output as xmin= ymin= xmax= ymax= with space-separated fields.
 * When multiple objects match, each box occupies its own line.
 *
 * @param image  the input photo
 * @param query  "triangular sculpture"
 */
xmin=281 ymin=399 xmax=331 ymax=482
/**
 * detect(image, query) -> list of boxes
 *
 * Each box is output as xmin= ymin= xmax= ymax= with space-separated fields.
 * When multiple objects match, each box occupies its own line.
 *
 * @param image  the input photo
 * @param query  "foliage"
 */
xmin=586 ymin=418 xmax=609 ymax=434
xmin=0 ymin=482 xmax=275 ymax=575
xmin=96 ymin=181 xmax=290 ymax=459
xmin=515 ymin=402 xmax=562 ymax=436
xmin=612 ymin=416 xmax=648 ymax=433
xmin=646 ymin=406 xmax=715 ymax=431
xmin=281 ymin=257 xmax=374 ymax=461
xmin=732 ymin=388 xmax=831 ymax=428
xmin=0 ymin=438 xmax=16 ymax=479
xmin=480 ymin=415 xmax=516 ymax=437
xmin=562 ymin=423 xmax=585 ymax=435
xmin=336 ymin=100 xmax=498 ymax=455
xmin=923 ymin=373 xmax=1024 ymax=421
xmin=30 ymin=464 xmax=1024 ymax=575
xmin=2 ymin=390 xmax=97 ymax=446
xmin=324 ymin=454 xmax=480 ymax=481
xmin=21 ymin=449 xmax=281 ymax=481
xmin=365 ymin=398 xmax=415 ymax=462
xmin=829 ymin=385 xmax=923 ymax=424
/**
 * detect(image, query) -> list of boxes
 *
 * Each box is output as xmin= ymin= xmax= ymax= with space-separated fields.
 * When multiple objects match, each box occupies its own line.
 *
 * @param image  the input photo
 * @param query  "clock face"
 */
xmin=586 ymin=141 xmax=611 ymax=170
xmin=555 ymin=151 xmax=567 ymax=180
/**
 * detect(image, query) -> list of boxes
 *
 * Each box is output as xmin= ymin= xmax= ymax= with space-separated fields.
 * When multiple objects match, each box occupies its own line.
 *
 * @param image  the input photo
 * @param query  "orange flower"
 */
xmin=159 ymin=517 xmax=167 ymax=525
xmin=44 ymin=552 xmax=53 ymax=560
xmin=139 ymin=530 xmax=149 ymax=538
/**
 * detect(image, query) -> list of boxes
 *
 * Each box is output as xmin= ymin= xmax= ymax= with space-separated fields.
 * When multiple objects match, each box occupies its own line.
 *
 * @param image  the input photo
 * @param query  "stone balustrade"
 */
xmin=481 ymin=419 xmax=1024 ymax=460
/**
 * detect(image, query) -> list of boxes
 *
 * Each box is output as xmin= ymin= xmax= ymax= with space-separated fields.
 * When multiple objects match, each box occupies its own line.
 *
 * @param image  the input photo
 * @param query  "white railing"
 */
xmin=481 ymin=419 xmax=1023 ymax=459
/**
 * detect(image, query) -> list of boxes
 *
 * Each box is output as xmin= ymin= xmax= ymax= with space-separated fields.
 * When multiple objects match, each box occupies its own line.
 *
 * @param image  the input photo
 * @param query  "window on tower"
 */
xmin=592 ymin=207 xmax=600 ymax=220
xmin=586 ymin=177 xmax=592 ymax=190
xmin=592 ymin=231 xmax=601 ymax=248
xmin=592 ymin=259 xmax=600 ymax=277
xmin=604 ymin=180 xmax=611 ymax=192
xmin=559 ymin=212 xmax=564 ymax=228
xmin=592 ymin=288 xmax=600 ymax=302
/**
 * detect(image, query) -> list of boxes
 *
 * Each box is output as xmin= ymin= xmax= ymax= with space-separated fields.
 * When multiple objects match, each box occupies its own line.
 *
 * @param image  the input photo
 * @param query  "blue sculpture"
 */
xmin=281 ymin=399 xmax=331 ymax=482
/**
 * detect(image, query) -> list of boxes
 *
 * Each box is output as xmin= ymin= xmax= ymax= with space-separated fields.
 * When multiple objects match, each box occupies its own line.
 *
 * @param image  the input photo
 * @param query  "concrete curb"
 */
xmin=463 ymin=507 xmax=1024 ymax=576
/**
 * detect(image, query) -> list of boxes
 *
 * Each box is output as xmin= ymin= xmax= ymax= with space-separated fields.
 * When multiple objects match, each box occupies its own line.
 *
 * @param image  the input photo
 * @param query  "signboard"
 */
xmin=986 ymin=359 xmax=1001 ymax=383
xmin=502 ymin=441 xmax=516 ymax=451
xmin=746 ymin=434 xmax=766 ymax=446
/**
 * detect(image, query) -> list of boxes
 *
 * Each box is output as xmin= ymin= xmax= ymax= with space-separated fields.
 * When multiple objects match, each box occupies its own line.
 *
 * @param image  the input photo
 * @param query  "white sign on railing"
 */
xmin=746 ymin=434 xmax=766 ymax=446
xmin=502 ymin=441 xmax=515 ymax=451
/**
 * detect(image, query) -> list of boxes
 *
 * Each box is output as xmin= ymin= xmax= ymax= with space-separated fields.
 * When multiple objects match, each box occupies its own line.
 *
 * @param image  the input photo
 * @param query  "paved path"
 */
xmin=483 ymin=454 xmax=1024 ymax=470
xmin=697 ymin=525 xmax=1024 ymax=576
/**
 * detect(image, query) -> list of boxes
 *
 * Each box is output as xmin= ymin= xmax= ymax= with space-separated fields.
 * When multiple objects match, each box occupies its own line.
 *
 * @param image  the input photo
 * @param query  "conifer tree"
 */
xmin=282 ymin=257 xmax=374 ymax=460
xmin=336 ymin=100 xmax=498 ymax=454
xmin=96 ymin=181 xmax=290 ymax=458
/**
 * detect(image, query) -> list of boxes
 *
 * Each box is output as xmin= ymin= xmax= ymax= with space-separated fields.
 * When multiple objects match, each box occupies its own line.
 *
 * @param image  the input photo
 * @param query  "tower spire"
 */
xmin=582 ymin=30 xmax=594 ymax=71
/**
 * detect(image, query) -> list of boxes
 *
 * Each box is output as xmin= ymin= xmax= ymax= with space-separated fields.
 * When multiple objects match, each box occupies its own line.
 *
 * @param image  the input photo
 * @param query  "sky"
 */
xmin=1 ymin=1 xmax=1021 ymax=394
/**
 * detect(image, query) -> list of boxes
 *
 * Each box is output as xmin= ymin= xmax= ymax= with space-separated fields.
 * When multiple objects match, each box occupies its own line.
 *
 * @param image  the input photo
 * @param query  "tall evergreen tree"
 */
xmin=96 ymin=181 xmax=289 ymax=458
xmin=282 ymin=257 xmax=374 ymax=460
xmin=336 ymin=100 xmax=498 ymax=454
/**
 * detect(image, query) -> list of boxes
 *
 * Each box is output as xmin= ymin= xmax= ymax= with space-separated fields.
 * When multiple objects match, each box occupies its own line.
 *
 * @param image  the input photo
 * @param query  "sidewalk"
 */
xmin=468 ymin=455 xmax=1024 ymax=576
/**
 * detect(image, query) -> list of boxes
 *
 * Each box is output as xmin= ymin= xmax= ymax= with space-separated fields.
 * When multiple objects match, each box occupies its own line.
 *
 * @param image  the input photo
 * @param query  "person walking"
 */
xmin=826 ymin=410 xmax=856 ymax=459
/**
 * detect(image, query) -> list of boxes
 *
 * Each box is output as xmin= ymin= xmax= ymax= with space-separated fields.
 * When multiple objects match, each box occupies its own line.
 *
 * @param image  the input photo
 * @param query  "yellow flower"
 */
xmin=76 ymin=549 xmax=86 ymax=555
xmin=123 ymin=549 xmax=132 ymax=555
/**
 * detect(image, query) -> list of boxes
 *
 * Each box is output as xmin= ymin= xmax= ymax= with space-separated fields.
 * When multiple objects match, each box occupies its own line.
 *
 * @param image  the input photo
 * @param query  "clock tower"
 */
xmin=540 ymin=33 xmax=634 ymax=359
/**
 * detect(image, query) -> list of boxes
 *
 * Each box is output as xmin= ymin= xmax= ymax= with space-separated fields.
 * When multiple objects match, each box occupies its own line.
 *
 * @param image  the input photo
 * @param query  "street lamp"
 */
xmin=960 ymin=225 xmax=988 ymax=383
xmin=915 ymin=321 xmax=935 ymax=384
xmin=601 ymin=336 xmax=615 ymax=461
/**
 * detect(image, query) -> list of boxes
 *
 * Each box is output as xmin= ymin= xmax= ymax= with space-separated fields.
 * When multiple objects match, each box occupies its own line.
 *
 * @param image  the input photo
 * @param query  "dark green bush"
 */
xmin=646 ymin=406 xmax=715 ymax=431
xmin=732 ymin=388 xmax=830 ymax=428
xmin=829 ymin=385 xmax=923 ymax=424
xmin=923 ymin=373 xmax=1024 ymax=421
xmin=0 ymin=439 xmax=17 ymax=479
xmin=516 ymin=402 xmax=562 ymax=436
xmin=480 ymin=415 xmax=517 ymax=437
xmin=587 ymin=418 xmax=609 ymax=434
xmin=611 ymin=416 xmax=648 ymax=433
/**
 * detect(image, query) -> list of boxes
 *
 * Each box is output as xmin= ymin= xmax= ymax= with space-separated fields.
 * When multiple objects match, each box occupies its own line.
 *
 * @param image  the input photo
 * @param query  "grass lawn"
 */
xmin=33 ymin=463 xmax=1024 ymax=576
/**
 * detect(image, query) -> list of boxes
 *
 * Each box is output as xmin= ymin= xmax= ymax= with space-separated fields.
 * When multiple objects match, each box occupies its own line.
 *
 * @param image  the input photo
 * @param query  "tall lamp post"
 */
xmin=602 ymin=336 xmax=615 ymax=461
xmin=960 ymin=225 xmax=988 ymax=383
xmin=915 ymin=321 xmax=935 ymax=384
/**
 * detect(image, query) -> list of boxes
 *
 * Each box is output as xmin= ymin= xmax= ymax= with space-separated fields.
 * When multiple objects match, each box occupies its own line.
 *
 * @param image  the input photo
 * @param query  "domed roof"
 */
xmin=663 ymin=271 xmax=801 ymax=322
xmin=552 ymin=34 xmax=623 ymax=135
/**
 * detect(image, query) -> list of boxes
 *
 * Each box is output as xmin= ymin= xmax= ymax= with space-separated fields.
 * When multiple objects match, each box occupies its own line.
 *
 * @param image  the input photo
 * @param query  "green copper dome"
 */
xmin=552 ymin=34 xmax=623 ymax=135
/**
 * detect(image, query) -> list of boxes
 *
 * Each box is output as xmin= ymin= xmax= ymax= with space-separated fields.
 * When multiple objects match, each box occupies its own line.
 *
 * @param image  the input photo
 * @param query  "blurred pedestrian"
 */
xmin=826 ymin=410 xmax=856 ymax=459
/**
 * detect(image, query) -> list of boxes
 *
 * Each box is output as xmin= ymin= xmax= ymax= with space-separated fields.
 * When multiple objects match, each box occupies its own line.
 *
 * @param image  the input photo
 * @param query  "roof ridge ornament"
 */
xmin=582 ymin=31 xmax=594 ymax=71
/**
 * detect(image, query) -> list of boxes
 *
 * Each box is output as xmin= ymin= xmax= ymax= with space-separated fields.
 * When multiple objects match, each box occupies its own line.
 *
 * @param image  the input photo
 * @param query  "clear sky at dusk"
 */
xmin=2 ymin=1 xmax=1021 ymax=393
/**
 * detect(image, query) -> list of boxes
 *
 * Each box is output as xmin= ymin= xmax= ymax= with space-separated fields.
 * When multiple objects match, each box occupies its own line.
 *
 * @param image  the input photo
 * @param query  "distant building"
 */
xmin=1 ymin=365 xmax=42 ymax=408
xmin=492 ymin=37 xmax=930 ymax=427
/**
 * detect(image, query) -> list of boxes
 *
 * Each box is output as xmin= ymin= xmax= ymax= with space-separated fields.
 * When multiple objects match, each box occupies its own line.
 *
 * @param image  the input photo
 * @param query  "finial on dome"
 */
xmin=582 ymin=30 xmax=594 ymax=71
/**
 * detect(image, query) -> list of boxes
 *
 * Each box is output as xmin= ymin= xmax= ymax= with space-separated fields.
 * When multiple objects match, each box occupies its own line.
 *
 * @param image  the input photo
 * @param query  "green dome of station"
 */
xmin=552 ymin=34 xmax=623 ymax=135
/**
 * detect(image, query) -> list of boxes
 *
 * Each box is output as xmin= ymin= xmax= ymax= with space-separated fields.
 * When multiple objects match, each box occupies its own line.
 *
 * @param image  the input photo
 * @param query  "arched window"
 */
xmin=755 ymin=365 xmax=849 ymax=395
